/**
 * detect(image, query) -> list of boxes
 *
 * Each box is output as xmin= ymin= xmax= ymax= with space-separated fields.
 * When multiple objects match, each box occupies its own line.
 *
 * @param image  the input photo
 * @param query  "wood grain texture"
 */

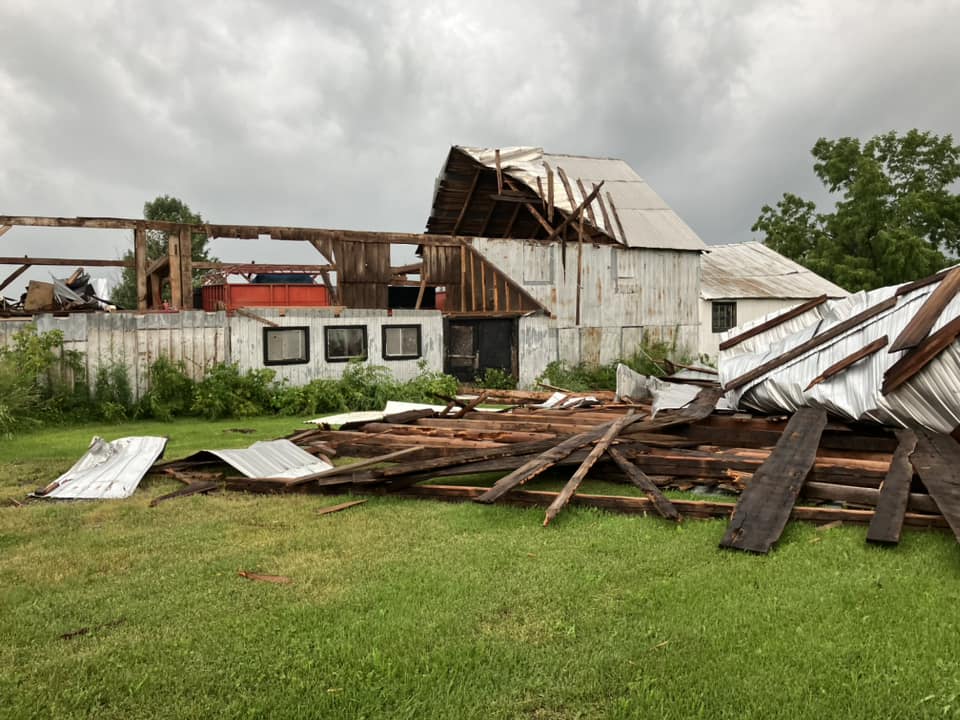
xmin=866 ymin=430 xmax=918 ymax=545
xmin=911 ymin=429 xmax=960 ymax=542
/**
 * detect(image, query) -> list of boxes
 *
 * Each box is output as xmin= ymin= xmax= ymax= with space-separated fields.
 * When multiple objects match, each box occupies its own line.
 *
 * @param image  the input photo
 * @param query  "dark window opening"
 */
xmin=324 ymin=325 xmax=368 ymax=362
xmin=382 ymin=325 xmax=422 ymax=360
xmin=712 ymin=302 xmax=737 ymax=333
xmin=263 ymin=326 xmax=310 ymax=366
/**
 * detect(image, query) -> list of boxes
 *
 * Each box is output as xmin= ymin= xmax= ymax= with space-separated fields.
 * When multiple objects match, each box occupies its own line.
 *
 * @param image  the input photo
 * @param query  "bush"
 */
xmin=0 ymin=358 xmax=41 ymax=437
xmin=137 ymin=357 xmax=196 ymax=421
xmin=474 ymin=367 xmax=517 ymax=390
xmin=191 ymin=363 xmax=278 ymax=420
xmin=93 ymin=363 xmax=134 ymax=421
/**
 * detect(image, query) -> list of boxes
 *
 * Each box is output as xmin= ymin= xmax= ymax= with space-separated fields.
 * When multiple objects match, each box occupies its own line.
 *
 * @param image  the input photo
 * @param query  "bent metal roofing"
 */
xmin=456 ymin=146 xmax=707 ymax=252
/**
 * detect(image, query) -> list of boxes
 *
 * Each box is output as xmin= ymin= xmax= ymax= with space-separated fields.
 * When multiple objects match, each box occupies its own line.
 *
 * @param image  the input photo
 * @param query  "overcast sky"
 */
xmin=2 ymin=0 xmax=959 ymax=293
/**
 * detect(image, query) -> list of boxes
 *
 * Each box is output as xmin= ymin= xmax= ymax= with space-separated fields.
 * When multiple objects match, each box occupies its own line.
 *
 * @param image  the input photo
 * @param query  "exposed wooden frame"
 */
xmin=889 ymin=266 xmax=960 ymax=352
xmin=0 ymin=264 xmax=29 ymax=293
xmin=606 ymin=192 xmax=628 ymax=244
xmin=452 ymin=168 xmax=481 ymax=235
xmin=543 ymin=182 xmax=604 ymax=243
xmin=544 ymin=161 xmax=555 ymax=223
xmin=882 ymin=314 xmax=960 ymax=394
xmin=575 ymin=178 xmax=597 ymax=226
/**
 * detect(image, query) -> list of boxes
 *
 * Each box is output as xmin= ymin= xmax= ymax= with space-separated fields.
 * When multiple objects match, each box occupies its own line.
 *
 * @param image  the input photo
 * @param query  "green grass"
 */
xmin=2 ymin=422 xmax=960 ymax=718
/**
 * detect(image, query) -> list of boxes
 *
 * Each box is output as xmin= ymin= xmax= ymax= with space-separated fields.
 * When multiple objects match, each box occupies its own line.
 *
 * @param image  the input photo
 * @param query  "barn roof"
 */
xmin=426 ymin=146 xmax=706 ymax=252
xmin=701 ymin=242 xmax=848 ymax=300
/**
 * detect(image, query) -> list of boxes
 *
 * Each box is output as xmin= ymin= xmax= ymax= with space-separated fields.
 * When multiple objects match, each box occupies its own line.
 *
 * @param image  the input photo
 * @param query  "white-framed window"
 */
xmin=263 ymin=327 xmax=309 ymax=366
xmin=382 ymin=325 xmax=422 ymax=360
xmin=324 ymin=325 xmax=367 ymax=362
xmin=712 ymin=302 xmax=737 ymax=333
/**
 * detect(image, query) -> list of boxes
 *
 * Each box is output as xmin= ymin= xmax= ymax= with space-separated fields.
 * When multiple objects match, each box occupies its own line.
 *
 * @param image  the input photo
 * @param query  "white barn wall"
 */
xmin=228 ymin=308 xmax=444 ymax=383
xmin=698 ymin=298 xmax=802 ymax=360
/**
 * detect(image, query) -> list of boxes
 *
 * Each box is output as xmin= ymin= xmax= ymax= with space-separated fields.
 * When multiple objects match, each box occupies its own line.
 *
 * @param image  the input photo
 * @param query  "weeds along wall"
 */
xmin=0 ymin=309 xmax=444 ymax=399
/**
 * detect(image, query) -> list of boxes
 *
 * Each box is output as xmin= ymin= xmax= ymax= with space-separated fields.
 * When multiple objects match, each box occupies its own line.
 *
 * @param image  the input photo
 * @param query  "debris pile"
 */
xmin=2 ymin=268 xmax=115 ymax=316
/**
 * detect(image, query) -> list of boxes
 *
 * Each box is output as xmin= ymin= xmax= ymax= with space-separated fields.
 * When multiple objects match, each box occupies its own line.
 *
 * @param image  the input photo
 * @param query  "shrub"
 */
xmin=0 ymin=358 xmax=40 ymax=437
xmin=474 ymin=367 xmax=517 ymax=390
xmin=137 ymin=357 xmax=196 ymax=421
xmin=93 ymin=363 xmax=134 ymax=421
xmin=191 ymin=363 xmax=278 ymax=419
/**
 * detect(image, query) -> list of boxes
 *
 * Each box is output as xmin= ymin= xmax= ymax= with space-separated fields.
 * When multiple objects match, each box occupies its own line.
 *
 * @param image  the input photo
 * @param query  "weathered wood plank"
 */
xmin=285 ymin=447 xmax=420 ymax=487
xmin=889 ymin=267 xmax=960 ymax=352
xmin=882 ymin=315 xmax=960 ymax=394
xmin=316 ymin=499 xmax=367 ymax=516
xmin=0 ymin=264 xmax=29 ymax=293
xmin=866 ymin=430 xmax=918 ymax=545
xmin=805 ymin=335 xmax=889 ymax=390
xmin=607 ymin=446 xmax=681 ymax=521
xmin=543 ymin=412 xmax=644 ymax=525
xmin=720 ymin=407 xmax=828 ymax=553
xmin=911 ymin=429 xmax=960 ymax=542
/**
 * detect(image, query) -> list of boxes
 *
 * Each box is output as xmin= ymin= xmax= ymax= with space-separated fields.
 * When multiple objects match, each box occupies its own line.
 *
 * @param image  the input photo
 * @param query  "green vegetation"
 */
xmin=753 ymin=129 xmax=960 ymax=291
xmin=537 ymin=338 xmax=682 ymax=391
xmin=1 ymin=421 xmax=960 ymax=718
xmin=0 ymin=326 xmax=459 ymax=433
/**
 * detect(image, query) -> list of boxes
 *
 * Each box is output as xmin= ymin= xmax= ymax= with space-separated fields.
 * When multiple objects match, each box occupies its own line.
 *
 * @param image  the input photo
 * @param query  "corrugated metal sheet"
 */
xmin=702 ymin=242 xmax=848 ymax=300
xmin=38 ymin=436 xmax=167 ymax=499
xmin=201 ymin=439 xmax=333 ymax=479
xmin=457 ymin=146 xmax=706 ymax=252
xmin=719 ymin=275 xmax=960 ymax=433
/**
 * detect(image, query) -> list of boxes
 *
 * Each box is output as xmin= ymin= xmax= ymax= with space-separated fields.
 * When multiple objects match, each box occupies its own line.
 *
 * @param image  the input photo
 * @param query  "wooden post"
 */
xmin=576 ymin=208 xmax=584 ymax=326
xmin=134 ymin=226 xmax=147 ymax=311
xmin=167 ymin=232 xmax=181 ymax=309
xmin=179 ymin=226 xmax=193 ymax=309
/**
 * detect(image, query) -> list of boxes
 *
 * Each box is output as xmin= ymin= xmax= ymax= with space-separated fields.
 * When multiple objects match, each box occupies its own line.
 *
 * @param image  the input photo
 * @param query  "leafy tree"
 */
xmin=752 ymin=130 xmax=960 ymax=291
xmin=111 ymin=195 xmax=216 ymax=308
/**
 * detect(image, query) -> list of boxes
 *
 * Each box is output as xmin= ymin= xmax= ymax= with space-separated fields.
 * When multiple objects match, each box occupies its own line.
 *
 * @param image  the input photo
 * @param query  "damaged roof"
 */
xmin=431 ymin=145 xmax=706 ymax=252
xmin=701 ymin=242 xmax=848 ymax=300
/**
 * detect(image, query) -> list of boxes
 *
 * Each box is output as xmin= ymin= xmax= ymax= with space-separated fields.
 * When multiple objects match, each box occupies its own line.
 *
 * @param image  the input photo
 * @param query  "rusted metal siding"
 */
xmin=228 ymin=308 xmax=444 ymax=383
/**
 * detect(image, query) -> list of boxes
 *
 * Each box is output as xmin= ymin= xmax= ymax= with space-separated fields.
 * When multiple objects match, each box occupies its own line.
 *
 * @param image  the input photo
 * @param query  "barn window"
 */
xmin=324 ymin=325 xmax=367 ymax=362
xmin=382 ymin=325 xmax=422 ymax=360
xmin=712 ymin=302 xmax=737 ymax=333
xmin=262 ymin=327 xmax=310 ymax=366
xmin=613 ymin=248 xmax=639 ymax=293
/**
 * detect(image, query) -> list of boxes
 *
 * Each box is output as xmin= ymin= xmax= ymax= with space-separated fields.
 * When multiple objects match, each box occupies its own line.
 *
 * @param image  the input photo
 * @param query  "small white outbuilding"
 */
xmin=699 ymin=242 xmax=848 ymax=359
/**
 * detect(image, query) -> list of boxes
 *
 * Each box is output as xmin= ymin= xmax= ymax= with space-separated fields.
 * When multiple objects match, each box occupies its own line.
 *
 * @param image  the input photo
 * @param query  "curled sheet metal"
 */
xmin=37 ymin=436 xmax=167 ymax=499
xmin=719 ymin=273 xmax=960 ymax=433
xmin=615 ymin=364 xmax=731 ymax=416
xmin=200 ymin=439 xmax=333 ymax=479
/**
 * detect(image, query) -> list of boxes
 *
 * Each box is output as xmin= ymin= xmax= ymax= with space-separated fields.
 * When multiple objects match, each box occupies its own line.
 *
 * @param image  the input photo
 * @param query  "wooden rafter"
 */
xmin=452 ymin=168 xmax=481 ymax=235
xmin=0 ymin=264 xmax=29 ymax=293
xmin=543 ymin=182 xmax=604 ymax=243
xmin=606 ymin=192 xmax=628 ymax=244
xmin=0 ymin=225 xmax=10 ymax=238
xmin=575 ymin=178 xmax=597 ymax=226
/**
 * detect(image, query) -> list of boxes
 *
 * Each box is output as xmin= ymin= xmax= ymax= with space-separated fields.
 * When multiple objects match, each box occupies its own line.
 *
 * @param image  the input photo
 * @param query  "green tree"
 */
xmin=110 ymin=195 xmax=216 ymax=308
xmin=752 ymin=130 xmax=960 ymax=291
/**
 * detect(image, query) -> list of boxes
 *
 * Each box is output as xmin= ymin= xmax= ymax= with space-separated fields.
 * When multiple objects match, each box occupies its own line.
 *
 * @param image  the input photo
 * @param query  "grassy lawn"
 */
xmin=2 ymin=421 xmax=960 ymax=718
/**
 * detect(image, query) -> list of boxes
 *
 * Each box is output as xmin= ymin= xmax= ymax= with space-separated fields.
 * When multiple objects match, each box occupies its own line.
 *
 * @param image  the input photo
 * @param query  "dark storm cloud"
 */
xmin=1 ymin=0 xmax=958 ymax=290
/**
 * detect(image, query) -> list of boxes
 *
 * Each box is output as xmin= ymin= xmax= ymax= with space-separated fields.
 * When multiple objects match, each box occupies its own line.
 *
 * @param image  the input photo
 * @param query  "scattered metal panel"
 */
xmin=453 ymin=146 xmax=707 ymax=252
xmin=616 ymin=364 xmax=731 ymax=415
xmin=718 ymin=273 xmax=960 ymax=433
xmin=36 ymin=436 xmax=167 ymax=499
xmin=701 ymin=242 xmax=849 ymax=300
xmin=200 ymin=439 xmax=333 ymax=479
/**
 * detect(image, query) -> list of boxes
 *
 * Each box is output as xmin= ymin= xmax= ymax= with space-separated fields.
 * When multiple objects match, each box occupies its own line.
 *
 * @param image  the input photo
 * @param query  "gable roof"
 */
xmin=701 ymin=242 xmax=848 ymax=300
xmin=445 ymin=146 xmax=707 ymax=252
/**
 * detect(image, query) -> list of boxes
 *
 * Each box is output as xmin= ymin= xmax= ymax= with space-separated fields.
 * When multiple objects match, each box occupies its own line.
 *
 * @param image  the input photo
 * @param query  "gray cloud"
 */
xmin=1 ymin=0 xmax=958 ymax=292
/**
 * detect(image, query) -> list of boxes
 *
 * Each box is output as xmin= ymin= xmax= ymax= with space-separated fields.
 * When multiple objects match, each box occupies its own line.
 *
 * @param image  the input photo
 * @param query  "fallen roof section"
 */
xmin=34 ymin=436 xmax=167 ymax=499
xmin=185 ymin=439 xmax=332 ymax=479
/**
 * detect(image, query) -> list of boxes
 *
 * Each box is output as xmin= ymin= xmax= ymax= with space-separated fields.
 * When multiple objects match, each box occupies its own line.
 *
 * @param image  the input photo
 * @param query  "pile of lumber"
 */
xmin=157 ymin=389 xmax=960 ymax=554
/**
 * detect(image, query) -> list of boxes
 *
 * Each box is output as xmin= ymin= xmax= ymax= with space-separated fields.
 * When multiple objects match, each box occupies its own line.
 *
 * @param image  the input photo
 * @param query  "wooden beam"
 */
xmin=889 ymin=266 xmax=960 ymax=352
xmin=133 ymin=227 xmax=147 ymax=310
xmin=414 ymin=274 xmax=427 ymax=310
xmin=0 ymin=264 xmax=29 ymax=293
xmin=194 ymin=262 xmax=337 ymax=273
xmin=576 ymin=178 xmax=597 ymax=226
xmin=502 ymin=204 xmax=522 ymax=238
xmin=594 ymin=185 xmax=613 ymax=237
xmin=576 ymin=208 xmax=583 ymax=326
xmin=494 ymin=149 xmax=503 ymax=195
xmin=804 ymin=335 xmax=889 ymax=390
xmin=146 ymin=255 xmax=169 ymax=277
xmin=606 ymin=192 xmax=628 ymax=244
xmin=720 ymin=407 xmax=828 ymax=554
xmin=0 ymin=225 xmax=10 ymax=238
xmin=866 ymin=430 xmax=918 ymax=545
xmin=607 ymin=446 xmax=681 ymax=521
xmin=460 ymin=242 xmax=549 ymax=314
xmin=235 ymin=307 xmax=280 ymax=327
xmin=911 ymin=429 xmax=960 ymax=543
xmin=167 ymin=232 xmax=182 ymax=310
xmin=452 ymin=168 xmax=481 ymax=235
xmin=724 ymin=295 xmax=899 ymax=392
xmin=179 ymin=226 xmax=193 ymax=309
xmin=502 ymin=178 xmax=555 ymax=236
xmin=896 ymin=267 xmax=953 ymax=297
xmin=556 ymin=166 xmax=591 ymax=241
xmin=719 ymin=295 xmax=828 ymax=352
xmin=0 ymin=256 xmax=133 ymax=267
xmin=542 ymin=182 xmax=604 ymax=244
xmin=882 ymin=314 xmax=960 ymax=394
xmin=544 ymin=161 xmax=554 ymax=223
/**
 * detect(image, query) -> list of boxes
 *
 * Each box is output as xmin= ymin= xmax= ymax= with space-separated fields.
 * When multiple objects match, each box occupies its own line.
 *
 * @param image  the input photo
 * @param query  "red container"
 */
xmin=202 ymin=283 xmax=330 ymax=312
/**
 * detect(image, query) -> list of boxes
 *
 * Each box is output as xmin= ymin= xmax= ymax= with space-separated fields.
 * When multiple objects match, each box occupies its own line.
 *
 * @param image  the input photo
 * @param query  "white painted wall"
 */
xmin=698 ymin=297 xmax=806 ymax=360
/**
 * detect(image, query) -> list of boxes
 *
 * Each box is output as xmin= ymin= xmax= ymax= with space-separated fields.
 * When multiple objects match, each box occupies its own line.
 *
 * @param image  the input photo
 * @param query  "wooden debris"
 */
xmin=910 ymin=429 xmax=960 ymax=542
xmin=544 ymin=412 xmax=645 ymax=526
xmin=867 ymin=431 xmax=918 ymax=545
xmin=805 ymin=336 xmax=889 ymax=390
xmin=316 ymin=499 xmax=367 ymax=516
xmin=149 ymin=480 xmax=220 ymax=507
xmin=889 ymin=266 xmax=960 ymax=352
xmin=719 ymin=295 xmax=828 ymax=352
xmin=882 ymin=315 xmax=960 ymax=395
xmin=285 ymin=447 xmax=420 ymax=487
xmin=607 ymin=447 xmax=681 ymax=521
xmin=238 ymin=571 xmax=292 ymax=584
xmin=720 ymin=407 xmax=828 ymax=553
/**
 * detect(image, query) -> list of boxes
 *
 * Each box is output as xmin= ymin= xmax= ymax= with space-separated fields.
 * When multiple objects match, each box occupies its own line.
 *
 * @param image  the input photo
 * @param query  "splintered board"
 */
xmin=720 ymin=407 xmax=828 ymax=554
xmin=866 ymin=430 xmax=918 ymax=545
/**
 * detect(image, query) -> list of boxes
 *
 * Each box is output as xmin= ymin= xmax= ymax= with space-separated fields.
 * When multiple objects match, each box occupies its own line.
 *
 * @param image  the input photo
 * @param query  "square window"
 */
xmin=382 ymin=325 xmax=422 ymax=360
xmin=262 ymin=327 xmax=309 ymax=366
xmin=712 ymin=302 xmax=737 ymax=333
xmin=324 ymin=325 xmax=367 ymax=362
